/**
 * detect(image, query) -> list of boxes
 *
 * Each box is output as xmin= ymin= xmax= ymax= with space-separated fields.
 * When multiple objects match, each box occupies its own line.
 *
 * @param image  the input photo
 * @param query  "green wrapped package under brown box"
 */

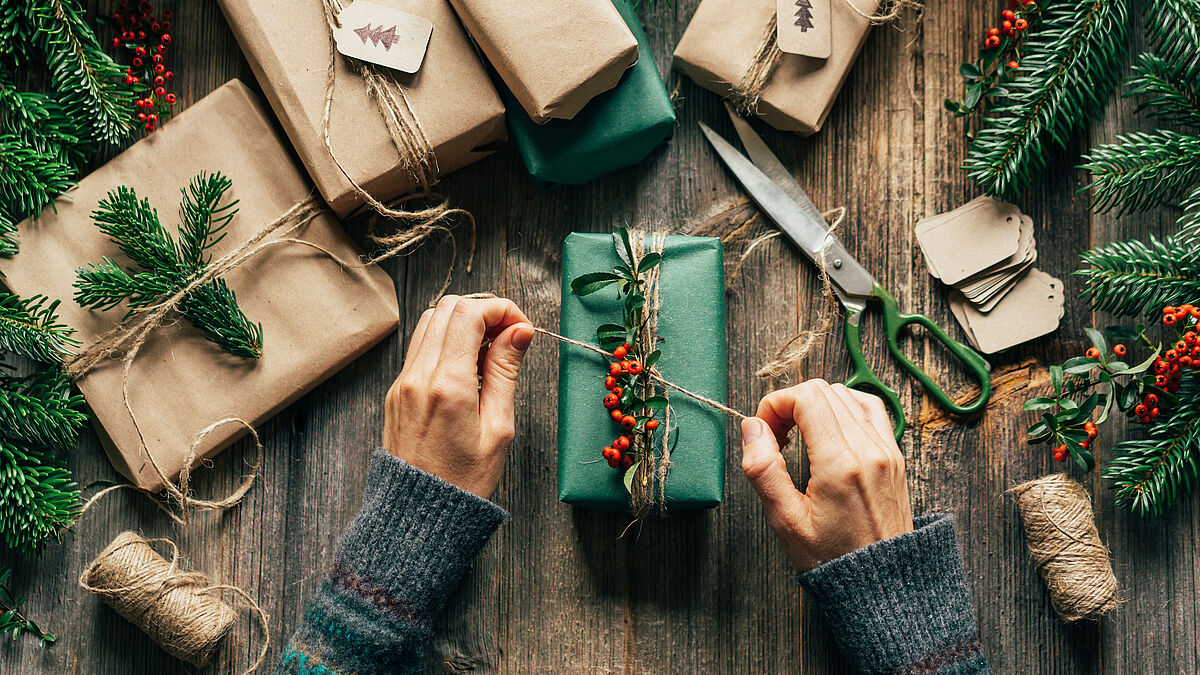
xmin=558 ymin=233 xmax=727 ymax=511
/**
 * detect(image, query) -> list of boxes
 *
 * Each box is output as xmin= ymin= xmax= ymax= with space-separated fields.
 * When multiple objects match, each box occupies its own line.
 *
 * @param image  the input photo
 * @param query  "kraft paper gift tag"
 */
xmin=915 ymin=196 xmax=1022 ymax=285
xmin=949 ymin=269 xmax=1064 ymax=354
xmin=959 ymin=214 xmax=1037 ymax=307
xmin=333 ymin=1 xmax=433 ymax=73
xmin=777 ymin=0 xmax=831 ymax=58
xmin=0 ymin=81 xmax=400 ymax=491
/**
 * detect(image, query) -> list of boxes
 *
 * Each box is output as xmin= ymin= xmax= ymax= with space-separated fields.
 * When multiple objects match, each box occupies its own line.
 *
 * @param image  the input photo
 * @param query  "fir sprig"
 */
xmin=960 ymin=0 xmax=1129 ymax=196
xmin=74 ymin=173 xmax=264 ymax=359
xmin=0 ymin=434 xmax=80 ymax=555
xmin=1081 ymin=131 xmax=1200 ymax=214
xmin=1077 ymin=216 xmax=1200 ymax=317
xmin=0 ymin=568 xmax=55 ymax=645
xmin=1103 ymin=383 xmax=1200 ymax=517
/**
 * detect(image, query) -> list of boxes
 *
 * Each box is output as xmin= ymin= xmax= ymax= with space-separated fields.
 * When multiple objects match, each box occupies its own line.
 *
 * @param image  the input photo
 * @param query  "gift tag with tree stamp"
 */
xmin=334 ymin=1 xmax=433 ymax=74
xmin=777 ymin=0 xmax=831 ymax=59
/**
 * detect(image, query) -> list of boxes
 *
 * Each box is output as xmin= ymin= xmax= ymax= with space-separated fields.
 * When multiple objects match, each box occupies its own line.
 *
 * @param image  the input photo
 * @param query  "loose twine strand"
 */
xmin=629 ymin=232 xmax=667 ymax=517
xmin=80 ymin=531 xmax=269 ymax=674
xmin=1008 ymin=474 xmax=1119 ymax=622
xmin=730 ymin=0 xmax=922 ymax=114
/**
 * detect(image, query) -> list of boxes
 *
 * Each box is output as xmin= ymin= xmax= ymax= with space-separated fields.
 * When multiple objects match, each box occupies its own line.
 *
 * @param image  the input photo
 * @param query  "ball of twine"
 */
xmin=1009 ymin=474 xmax=1118 ymax=622
xmin=80 ymin=531 xmax=268 ymax=671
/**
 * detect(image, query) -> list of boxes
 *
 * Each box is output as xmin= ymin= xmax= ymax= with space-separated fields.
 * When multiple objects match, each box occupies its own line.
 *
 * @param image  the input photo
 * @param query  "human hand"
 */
xmin=384 ymin=295 xmax=535 ymax=498
xmin=740 ymin=379 xmax=913 ymax=572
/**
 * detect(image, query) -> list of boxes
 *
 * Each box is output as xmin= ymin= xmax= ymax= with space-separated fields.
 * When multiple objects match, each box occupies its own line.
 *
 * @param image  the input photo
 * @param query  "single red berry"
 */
xmin=165 ymin=93 xmax=176 ymax=104
xmin=984 ymin=35 xmax=1001 ymax=48
xmin=1135 ymin=403 xmax=1148 ymax=416
xmin=615 ymin=436 xmax=631 ymax=450
xmin=621 ymin=415 xmax=636 ymax=430
xmin=132 ymin=57 xmax=143 ymax=67
xmin=152 ymin=53 xmax=163 ymax=64
xmin=154 ymin=63 xmax=165 ymax=74
xmin=136 ymin=112 xmax=146 ymax=121
xmin=645 ymin=419 xmax=659 ymax=431
xmin=147 ymin=113 xmax=157 ymax=123
xmin=1164 ymin=305 xmax=1177 ymax=315
xmin=134 ymin=46 xmax=146 ymax=56
xmin=1007 ymin=60 xmax=1019 ymax=70
xmin=611 ymin=409 xmax=624 ymax=422
xmin=627 ymin=361 xmax=643 ymax=375
xmin=987 ymin=26 xmax=1000 ymax=36
xmin=602 ymin=447 xmax=614 ymax=460
xmin=1146 ymin=393 xmax=1159 ymax=406
xmin=1014 ymin=18 xmax=1028 ymax=30
xmin=154 ymin=86 xmax=165 ymax=96
xmin=161 ymin=20 xmax=171 ymax=31
xmin=620 ymin=455 xmax=633 ymax=470
xmin=1113 ymin=344 xmax=1126 ymax=356
xmin=612 ymin=386 xmax=624 ymax=398
xmin=154 ymin=75 xmax=164 ymax=86
xmin=130 ymin=75 xmax=139 ymax=84
xmin=605 ymin=376 xmax=616 ymax=390
xmin=161 ymin=33 xmax=171 ymax=44
xmin=604 ymin=394 xmax=619 ymax=409
xmin=1156 ymin=374 xmax=1169 ymax=387
xmin=1002 ymin=9 xmax=1016 ymax=20
xmin=145 ymin=123 xmax=155 ymax=132
xmin=613 ymin=345 xmax=628 ymax=359
xmin=124 ymin=75 xmax=134 ymax=85
xmin=111 ymin=36 xmax=121 ymax=48
xmin=1085 ymin=347 xmax=1099 ymax=359
xmin=609 ymin=362 xmax=622 ymax=376
xmin=608 ymin=457 xmax=621 ymax=468
xmin=1151 ymin=407 xmax=1161 ymax=419
xmin=1186 ymin=331 xmax=1199 ymax=345
xmin=164 ymin=70 xmax=174 ymax=80
xmin=1181 ymin=356 xmax=1193 ymax=368
xmin=1177 ymin=340 xmax=1188 ymax=352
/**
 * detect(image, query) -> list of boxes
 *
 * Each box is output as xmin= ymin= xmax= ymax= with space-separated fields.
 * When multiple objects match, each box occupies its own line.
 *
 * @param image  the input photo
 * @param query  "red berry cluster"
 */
xmin=983 ymin=1 xmax=1033 ymax=66
xmin=600 ymin=343 xmax=660 ymax=471
xmin=1053 ymin=421 xmax=1096 ymax=462
xmin=1143 ymin=303 xmax=1200 ymax=417
xmin=109 ymin=1 xmax=177 ymax=133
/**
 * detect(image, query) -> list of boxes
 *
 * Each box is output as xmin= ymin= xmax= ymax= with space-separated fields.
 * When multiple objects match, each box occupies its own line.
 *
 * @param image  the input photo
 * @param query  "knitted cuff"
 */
xmin=334 ymin=449 xmax=508 ymax=619
xmin=797 ymin=513 xmax=988 ymax=674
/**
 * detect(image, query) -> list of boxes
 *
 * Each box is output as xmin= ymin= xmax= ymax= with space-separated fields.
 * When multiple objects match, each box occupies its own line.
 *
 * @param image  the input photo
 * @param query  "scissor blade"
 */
xmin=723 ymin=103 xmax=824 ymax=226
xmin=699 ymin=121 xmax=831 ymax=257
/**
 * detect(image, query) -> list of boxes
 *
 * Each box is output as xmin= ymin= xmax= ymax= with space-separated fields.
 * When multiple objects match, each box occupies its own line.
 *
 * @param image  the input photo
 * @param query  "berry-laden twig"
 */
xmin=101 ymin=1 xmax=178 ymax=133
xmin=944 ymin=0 xmax=1040 ymax=126
xmin=73 ymin=172 xmax=264 ymax=359
xmin=570 ymin=229 xmax=669 ymax=488
xmin=0 ymin=567 xmax=55 ymax=645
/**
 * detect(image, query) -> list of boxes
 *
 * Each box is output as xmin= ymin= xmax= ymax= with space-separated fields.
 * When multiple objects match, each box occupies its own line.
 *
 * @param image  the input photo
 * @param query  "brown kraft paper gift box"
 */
xmin=0 ymin=80 xmax=400 ymax=492
xmin=447 ymin=0 xmax=639 ymax=123
xmin=673 ymin=0 xmax=879 ymax=134
xmin=217 ymin=0 xmax=507 ymax=217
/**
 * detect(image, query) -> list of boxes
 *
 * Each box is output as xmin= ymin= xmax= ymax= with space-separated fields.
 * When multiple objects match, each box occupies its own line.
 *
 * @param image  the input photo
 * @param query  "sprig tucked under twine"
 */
xmin=730 ymin=0 xmax=923 ymax=114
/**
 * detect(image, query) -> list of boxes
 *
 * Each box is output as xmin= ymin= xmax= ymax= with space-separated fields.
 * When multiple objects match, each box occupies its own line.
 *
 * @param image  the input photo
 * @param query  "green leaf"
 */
xmin=644 ymin=350 xmax=661 ymax=369
xmin=637 ymin=252 xmax=661 ymax=274
xmin=614 ymin=229 xmax=634 ymax=267
xmin=964 ymin=82 xmax=983 ymax=109
xmin=1023 ymin=397 xmax=1059 ymax=411
xmin=1110 ymin=348 xmax=1160 ymax=375
xmin=1084 ymin=327 xmax=1107 ymax=355
xmin=644 ymin=395 xmax=669 ymax=409
xmin=622 ymin=460 xmax=641 ymax=494
xmin=571 ymin=272 xmax=621 ymax=296
xmin=1118 ymin=382 xmax=1140 ymax=410
xmin=1063 ymin=356 xmax=1100 ymax=374
xmin=960 ymin=62 xmax=983 ymax=79
xmin=1050 ymin=365 xmax=1063 ymax=394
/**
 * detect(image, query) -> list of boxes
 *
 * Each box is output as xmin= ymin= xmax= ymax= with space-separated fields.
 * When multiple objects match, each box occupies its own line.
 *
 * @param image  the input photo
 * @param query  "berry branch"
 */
xmin=0 ymin=567 xmax=55 ymax=645
xmin=570 ymin=229 xmax=669 ymax=485
xmin=102 ymin=1 xmax=179 ymax=133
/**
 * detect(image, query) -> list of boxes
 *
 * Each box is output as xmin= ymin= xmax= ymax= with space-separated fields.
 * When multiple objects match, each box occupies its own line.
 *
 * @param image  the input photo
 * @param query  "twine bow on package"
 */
xmin=673 ymin=0 xmax=880 ymax=134
xmin=0 ymin=80 xmax=399 ymax=492
xmin=217 ymin=0 xmax=506 ymax=217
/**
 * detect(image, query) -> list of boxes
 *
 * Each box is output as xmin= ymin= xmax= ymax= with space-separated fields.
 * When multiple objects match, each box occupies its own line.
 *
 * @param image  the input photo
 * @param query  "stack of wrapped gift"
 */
xmin=674 ymin=0 xmax=880 ymax=134
xmin=0 ymin=81 xmax=399 ymax=491
xmin=449 ymin=0 xmax=677 ymax=185
xmin=557 ymin=233 xmax=727 ymax=511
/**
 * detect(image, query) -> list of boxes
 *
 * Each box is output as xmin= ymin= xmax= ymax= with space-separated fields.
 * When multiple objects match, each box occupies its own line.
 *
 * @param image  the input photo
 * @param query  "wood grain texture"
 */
xmin=1 ymin=0 xmax=1197 ymax=673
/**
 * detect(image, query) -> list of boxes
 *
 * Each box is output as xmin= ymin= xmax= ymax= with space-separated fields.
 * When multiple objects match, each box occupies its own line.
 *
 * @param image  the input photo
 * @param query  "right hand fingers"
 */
xmin=739 ymin=417 xmax=808 ymax=525
xmin=757 ymin=380 xmax=867 ymax=470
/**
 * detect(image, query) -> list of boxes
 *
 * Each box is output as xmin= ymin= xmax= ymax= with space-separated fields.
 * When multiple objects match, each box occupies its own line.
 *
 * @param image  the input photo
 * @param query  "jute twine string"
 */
xmin=80 ymin=531 xmax=269 ymax=674
xmin=730 ymin=0 xmax=922 ymax=114
xmin=1009 ymin=474 xmax=1119 ymax=622
xmin=628 ymin=232 xmax=667 ymax=517
xmin=319 ymin=0 xmax=472 ymax=265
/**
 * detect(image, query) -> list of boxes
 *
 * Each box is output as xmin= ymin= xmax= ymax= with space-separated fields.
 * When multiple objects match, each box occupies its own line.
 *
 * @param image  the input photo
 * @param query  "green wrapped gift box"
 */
xmin=501 ymin=0 xmax=676 ymax=186
xmin=558 ymin=233 xmax=727 ymax=511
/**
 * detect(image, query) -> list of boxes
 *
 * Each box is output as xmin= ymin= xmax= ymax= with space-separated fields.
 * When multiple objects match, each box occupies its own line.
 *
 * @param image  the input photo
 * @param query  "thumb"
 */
xmin=740 ymin=417 xmax=807 ymax=522
xmin=479 ymin=322 xmax=535 ymax=439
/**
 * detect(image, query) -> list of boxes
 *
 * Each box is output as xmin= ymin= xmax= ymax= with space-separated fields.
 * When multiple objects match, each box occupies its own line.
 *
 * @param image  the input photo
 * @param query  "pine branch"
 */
xmin=1124 ymin=52 xmax=1200 ymax=128
xmin=0 ymin=74 xmax=86 ymax=169
xmin=962 ymin=0 xmax=1129 ymax=196
xmin=1077 ymin=230 xmax=1200 ymax=317
xmin=0 ymin=293 xmax=80 ymax=364
xmin=29 ymin=0 xmax=131 ymax=144
xmin=1145 ymin=0 xmax=1200 ymax=70
xmin=1103 ymin=377 xmax=1200 ymax=516
xmin=74 ymin=173 xmax=264 ymax=359
xmin=0 ymin=367 xmax=87 ymax=454
xmin=0 ymin=434 xmax=80 ymax=555
xmin=1081 ymin=130 xmax=1200 ymax=213
xmin=0 ymin=135 xmax=76 ymax=254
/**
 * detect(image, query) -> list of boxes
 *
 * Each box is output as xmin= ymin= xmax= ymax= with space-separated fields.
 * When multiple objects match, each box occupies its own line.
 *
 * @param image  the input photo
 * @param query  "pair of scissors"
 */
xmin=699 ymin=105 xmax=991 ymax=440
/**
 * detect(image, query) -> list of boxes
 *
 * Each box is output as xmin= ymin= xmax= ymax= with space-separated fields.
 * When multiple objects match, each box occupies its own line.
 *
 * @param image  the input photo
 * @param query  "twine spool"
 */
xmin=80 ymin=532 xmax=242 ymax=668
xmin=1010 ymin=474 xmax=1118 ymax=622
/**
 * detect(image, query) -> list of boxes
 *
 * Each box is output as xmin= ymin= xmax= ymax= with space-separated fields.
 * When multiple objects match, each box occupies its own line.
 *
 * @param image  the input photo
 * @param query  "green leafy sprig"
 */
xmin=74 ymin=172 xmax=264 ymax=359
xmin=570 ymin=229 xmax=669 ymax=489
xmin=0 ymin=567 xmax=55 ymax=645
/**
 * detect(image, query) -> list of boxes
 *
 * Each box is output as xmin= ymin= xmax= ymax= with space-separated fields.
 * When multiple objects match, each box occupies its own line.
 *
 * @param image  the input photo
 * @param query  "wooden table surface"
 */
xmin=2 ymin=1 xmax=1195 ymax=673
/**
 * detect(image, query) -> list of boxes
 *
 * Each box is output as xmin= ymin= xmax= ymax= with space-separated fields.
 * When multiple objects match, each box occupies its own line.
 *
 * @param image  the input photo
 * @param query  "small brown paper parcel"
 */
xmin=0 ymin=80 xmax=400 ymax=492
xmin=674 ymin=0 xmax=879 ymax=134
xmin=447 ymin=0 xmax=639 ymax=124
xmin=217 ymin=0 xmax=507 ymax=217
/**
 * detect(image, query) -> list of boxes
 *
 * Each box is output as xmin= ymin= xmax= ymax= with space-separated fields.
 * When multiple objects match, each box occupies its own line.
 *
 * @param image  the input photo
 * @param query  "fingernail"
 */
xmin=740 ymin=418 xmax=763 ymax=443
xmin=512 ymin=325 xmax=534 ymax=351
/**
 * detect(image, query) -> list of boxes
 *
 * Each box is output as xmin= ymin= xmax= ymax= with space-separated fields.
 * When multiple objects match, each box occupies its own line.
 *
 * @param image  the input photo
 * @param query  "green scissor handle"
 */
xmin=843 ymin=284 xmax=993 ymax=441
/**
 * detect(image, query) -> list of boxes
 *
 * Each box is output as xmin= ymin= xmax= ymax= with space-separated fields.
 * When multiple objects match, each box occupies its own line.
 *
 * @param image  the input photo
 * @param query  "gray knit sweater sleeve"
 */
xmin=275 ymin=449 xmax=507 ymax=675
xmin=797 ymin=513 xmax=991 ymax=674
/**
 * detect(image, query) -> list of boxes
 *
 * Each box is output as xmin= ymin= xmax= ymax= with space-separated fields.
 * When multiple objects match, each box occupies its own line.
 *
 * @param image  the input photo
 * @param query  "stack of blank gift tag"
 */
xmin=916 ymin=196 xmax=1064 ymax=354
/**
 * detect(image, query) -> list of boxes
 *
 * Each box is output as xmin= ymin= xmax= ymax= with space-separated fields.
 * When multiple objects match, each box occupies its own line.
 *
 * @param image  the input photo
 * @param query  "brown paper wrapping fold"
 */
xmin=217 ymin=0 xmax=507 ymax=217
xmin=447 ymin=0 xmax=639 ymax=124
xmin=0 ymin=80 xmax=400 ymax=492
xmin=673 ymin=0 xmax=878 ymax=134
